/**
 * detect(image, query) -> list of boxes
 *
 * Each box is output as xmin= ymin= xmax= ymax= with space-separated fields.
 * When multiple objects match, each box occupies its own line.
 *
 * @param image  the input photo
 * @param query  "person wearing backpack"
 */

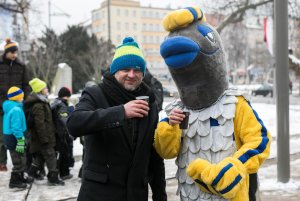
xmin=2 ymin=87 xmax=33 ymax=188
xmin=25 ymin=78 xmax=64 ymax=186
xmin=51 ymin=87 xmax=73 ymax=180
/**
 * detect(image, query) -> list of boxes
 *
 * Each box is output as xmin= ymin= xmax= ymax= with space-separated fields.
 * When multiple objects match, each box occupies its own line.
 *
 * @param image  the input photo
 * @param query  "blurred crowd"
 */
xmin=0 ymin=38 xmax=78 ymax=189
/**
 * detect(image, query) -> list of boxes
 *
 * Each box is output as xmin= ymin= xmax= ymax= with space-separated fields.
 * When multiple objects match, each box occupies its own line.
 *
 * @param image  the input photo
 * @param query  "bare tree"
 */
xmin=77 ymin=37 xmax=114 ymax=83
xmin=27 ymin=29 xmax=63 ymax=86
xmin=203 ymin=0 xmax=300 ymax=33
xmin=0 ymin=0 xmax=31 ymax=24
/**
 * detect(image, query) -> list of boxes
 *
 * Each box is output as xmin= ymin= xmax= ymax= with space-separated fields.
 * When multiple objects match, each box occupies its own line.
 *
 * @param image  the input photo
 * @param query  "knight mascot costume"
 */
xmin=154 ymin=6 xmax=272 ymax=201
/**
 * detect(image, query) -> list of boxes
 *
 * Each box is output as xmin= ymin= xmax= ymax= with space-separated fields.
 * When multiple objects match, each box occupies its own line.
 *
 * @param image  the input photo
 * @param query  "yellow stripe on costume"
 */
xmin=187 ymin=157 xmax=247 ymax=199
xmin=154 ymin=119 xmax=181 ymax=159
xmin=233 ymin=96 xmax=272 ymax=174
xmin=162 ymin=6 xmax=206 ymax=32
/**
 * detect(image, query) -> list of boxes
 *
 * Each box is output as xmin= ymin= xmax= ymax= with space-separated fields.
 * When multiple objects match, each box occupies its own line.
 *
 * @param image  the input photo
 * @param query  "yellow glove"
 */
xmin=163 ymin=6 xmax=206 ymax=32
xmin=187 ymin=157 xmax=246 ymax=199
xmin=154 ymin=118 xmax=181 ymax=159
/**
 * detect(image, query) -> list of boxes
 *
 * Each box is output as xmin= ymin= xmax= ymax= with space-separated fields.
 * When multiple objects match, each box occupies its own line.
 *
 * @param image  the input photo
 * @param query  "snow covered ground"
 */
xmin=1 ymin=95 xmax=300 ymax=201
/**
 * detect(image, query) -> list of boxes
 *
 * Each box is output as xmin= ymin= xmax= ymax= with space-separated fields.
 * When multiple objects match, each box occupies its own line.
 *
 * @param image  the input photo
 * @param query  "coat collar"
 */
xmin=0 ymin=54 xmax=24 ymax=66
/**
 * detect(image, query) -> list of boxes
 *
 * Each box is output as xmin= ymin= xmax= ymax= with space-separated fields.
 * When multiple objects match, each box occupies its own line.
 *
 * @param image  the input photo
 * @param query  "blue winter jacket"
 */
xmin=2 ymin=100 xmax=27 ymax=150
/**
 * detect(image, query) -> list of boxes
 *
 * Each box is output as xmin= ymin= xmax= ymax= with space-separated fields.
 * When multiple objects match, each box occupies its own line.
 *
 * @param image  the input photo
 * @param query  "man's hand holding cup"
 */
xmin=124 ymin=96 xmax=149 ymax=119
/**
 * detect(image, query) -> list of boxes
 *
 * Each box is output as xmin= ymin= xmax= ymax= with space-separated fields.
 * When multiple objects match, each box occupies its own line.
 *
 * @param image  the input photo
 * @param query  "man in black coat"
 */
xmin=67 ymin=37 xmax=167 ymax=201
xmin=0 ymin=38 xmax=31 ymax=171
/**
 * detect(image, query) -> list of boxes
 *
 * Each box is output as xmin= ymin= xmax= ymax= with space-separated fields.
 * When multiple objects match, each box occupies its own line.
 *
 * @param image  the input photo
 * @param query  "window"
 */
xmin=125 ymin=9 xmax=129 ymax=16
xmin=149 ymin=24 xmax=153 ymax=31
xmin=156 ymin=36 xmax=160 ymax=43
xmin=117 ymin=22 xmax=121 ymax=30
xmin=148 ymin=11 xmax=152 ymax=18
xmin=143 ymin=23 xmax=147 ymax=31
xmin=149 ymin=36 xmax=153 ymax=43
xmin=155 ymin=12 xmax=159 ymax=18
xmin=155 ymin=24 xmax=159 ymax=32
xmin=133 ymin=23 xmax=137 ymax=30
xmin=133 ymin=10 xmax=136 ymax=17
xmin=117 ymin=9 xmax=120 ymax=16
xmin=117 ymin=35 xmax=121 ymax=43
xmin=125 ymin=22 xmax=129 ymax=30
xmin=143 ymin=36 xmax=147 ymax=43
xmin=92 ymin=26 xmax=97 ymax=33
xmin=93 ymin=12 xmax=100 ymax=20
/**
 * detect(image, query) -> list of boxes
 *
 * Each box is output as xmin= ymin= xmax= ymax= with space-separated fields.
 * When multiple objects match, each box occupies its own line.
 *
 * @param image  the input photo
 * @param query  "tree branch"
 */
xmin=217 ymin=0 xmax=273 ymax=33
xmin=0 ymin=3 xmax=22 ymax=13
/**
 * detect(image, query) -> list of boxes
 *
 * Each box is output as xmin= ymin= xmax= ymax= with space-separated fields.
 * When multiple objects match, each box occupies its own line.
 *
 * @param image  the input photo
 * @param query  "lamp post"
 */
xmin=275 ymin=0 xmax=290 ymax=183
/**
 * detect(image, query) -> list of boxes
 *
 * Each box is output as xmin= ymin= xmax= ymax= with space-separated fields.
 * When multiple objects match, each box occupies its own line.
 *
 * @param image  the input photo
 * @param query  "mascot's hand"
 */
xmin=169 ymin=108 xmax=185 ymax=126
xmin=154 ymin=119 xmax=181 ymax=159
xmin=187 ymin=157 xmax=246 ymax=199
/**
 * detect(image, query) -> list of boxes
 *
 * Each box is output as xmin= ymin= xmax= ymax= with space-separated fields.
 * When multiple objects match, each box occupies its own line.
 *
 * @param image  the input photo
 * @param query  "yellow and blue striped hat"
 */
xmin=7 ymin=86 xmax=24 ymax=101
xmin=110 ymin=37 xmax=146 ymax=76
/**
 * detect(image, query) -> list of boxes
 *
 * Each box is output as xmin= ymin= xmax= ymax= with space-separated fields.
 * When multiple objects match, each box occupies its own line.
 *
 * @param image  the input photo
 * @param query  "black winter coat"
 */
xmin=67 ymin=85 xmax=167 ymax=201
xmin=0 ymin=55 xmax=30 ymax=114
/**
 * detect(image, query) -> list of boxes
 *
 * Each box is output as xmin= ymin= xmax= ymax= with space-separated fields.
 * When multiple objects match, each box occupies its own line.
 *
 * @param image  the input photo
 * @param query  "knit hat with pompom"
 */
xmin=4 ymin=38 xmax=18 ymax=53
xmin=110 ymin=37 xmax=146 ymax=76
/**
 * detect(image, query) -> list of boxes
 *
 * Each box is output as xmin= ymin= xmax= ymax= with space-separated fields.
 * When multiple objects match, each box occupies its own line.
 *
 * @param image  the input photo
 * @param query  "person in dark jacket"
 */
xmin=51 ymin=87 xmax=73 ymax=180
xmin=0 ymin=38 xmax=31 ymax=171
xmin=67 ymin=37 xmax=167 ymax=201
xmin=25 ymin=78 xmax=64 ymax=186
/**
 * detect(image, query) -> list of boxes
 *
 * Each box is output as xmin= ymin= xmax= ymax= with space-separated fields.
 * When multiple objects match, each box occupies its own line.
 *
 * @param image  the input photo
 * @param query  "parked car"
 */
xmin=163 ymin=87 xmax=174 ymax=97
xmin=252 ymin=83 xmax=273 ymax=97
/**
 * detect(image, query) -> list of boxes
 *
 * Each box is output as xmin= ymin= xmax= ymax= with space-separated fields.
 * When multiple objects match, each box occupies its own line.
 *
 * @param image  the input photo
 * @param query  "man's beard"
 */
xmin=124 ymin=84 xmax=138 ymax=91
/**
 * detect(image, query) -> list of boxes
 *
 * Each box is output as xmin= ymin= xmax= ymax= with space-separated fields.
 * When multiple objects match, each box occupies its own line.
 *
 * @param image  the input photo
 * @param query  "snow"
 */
xmin=290 ymin=54 xmax=300 ymax=66
xmin=58 ymin=63 xmax=68 ymax=69
xmin=258 ymin=158 xmax=300 ymax=195
xmin=0 ymin=139 xmax=83 ymax=201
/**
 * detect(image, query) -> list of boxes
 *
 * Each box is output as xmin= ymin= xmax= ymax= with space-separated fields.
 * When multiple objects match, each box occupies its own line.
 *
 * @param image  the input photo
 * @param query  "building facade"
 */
xmin=91 ymin=0 xmax=170 ymax=83
xmin=91 ymin=0 xmax=224 ymax=85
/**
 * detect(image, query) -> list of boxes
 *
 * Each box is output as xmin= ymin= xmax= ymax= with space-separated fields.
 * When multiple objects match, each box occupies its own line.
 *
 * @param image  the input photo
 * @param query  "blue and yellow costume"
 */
xmin=154 ymin=6 xmax=271 ymax=201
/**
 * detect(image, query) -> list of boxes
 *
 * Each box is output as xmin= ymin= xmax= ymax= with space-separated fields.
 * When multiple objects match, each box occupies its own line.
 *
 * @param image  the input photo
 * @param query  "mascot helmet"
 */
xmin=160 ymin=6 xmax=228 ymax=109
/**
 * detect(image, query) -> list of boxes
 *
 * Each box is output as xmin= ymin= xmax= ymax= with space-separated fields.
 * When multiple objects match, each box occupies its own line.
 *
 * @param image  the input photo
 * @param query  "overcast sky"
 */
xmin=30 ymin=0 xmax=203 ymax=37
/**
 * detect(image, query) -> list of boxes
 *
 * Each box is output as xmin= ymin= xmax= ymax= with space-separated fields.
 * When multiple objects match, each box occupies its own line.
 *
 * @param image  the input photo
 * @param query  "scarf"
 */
xmin=100 ymin=72 xmax=155 ymax=106
xmin=36 ymin=93 xmax=49 ymax=103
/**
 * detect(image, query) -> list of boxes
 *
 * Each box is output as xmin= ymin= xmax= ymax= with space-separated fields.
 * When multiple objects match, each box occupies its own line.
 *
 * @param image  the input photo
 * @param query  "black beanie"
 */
xmin=58 ymin=87 xmax=71 ymax=98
